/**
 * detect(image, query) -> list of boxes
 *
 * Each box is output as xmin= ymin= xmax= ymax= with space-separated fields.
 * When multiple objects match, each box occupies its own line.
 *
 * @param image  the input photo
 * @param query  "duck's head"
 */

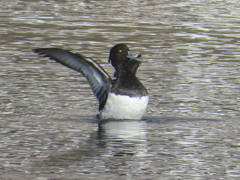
xmin=108 ymin=44 xmax=141 ymax=67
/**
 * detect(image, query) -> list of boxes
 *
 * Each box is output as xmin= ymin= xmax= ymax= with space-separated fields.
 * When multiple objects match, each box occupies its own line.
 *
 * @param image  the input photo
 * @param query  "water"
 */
xmin=0 ymin=0 xmax=240 ymax=179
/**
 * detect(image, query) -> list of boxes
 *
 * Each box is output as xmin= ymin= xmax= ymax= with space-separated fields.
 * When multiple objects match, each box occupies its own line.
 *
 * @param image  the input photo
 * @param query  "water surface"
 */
xmin=0 ymin=0 xmax=240 ymax=179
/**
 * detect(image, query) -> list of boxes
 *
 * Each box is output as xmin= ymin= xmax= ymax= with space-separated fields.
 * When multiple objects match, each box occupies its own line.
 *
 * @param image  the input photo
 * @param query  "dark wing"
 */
xmin=33 ymin=48 xmax=111 ymax=110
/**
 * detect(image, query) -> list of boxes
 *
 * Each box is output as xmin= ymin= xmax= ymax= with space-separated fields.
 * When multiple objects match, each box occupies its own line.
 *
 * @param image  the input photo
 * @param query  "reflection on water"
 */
xmin=97 ymin=120 xmax=148 ymax=157
xmin=1 ymin=0 xmax=240 ymax=179
xmin=98 ymin=120 xmax=147 ymax=140
xmin=20 ymin=118 xmax=240 ymax=180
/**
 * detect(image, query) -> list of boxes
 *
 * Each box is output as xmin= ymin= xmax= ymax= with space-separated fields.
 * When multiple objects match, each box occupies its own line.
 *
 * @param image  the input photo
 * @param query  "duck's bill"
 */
xmin=127 ymin=51 xmax=141 ymax=58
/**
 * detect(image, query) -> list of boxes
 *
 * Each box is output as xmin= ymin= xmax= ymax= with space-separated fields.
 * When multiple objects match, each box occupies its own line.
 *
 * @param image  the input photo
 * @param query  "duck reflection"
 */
xmin=42 ymin=119 xmax=149 ymax=168
xmin=97 ymin=120 xmax=148 ymax=157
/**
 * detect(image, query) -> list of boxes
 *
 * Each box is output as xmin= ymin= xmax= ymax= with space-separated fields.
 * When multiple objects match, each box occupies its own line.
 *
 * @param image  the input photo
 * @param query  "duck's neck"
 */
xmin=114 ymin=63 xmax=131 ymax=77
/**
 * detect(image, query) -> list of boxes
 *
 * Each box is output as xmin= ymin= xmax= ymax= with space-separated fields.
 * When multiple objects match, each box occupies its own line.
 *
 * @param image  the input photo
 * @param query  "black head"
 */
xmin=108 ymin=44 xmax=141 ymax=67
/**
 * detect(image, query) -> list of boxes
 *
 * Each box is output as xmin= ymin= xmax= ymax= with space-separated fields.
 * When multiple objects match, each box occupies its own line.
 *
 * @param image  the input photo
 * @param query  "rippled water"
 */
xmin=0 ymin=0 xmax=240 ymax=179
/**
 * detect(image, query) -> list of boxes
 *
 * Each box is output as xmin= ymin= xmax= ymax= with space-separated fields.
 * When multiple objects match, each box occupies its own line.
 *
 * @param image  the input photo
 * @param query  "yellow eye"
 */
xmin=119 ymin=50 xmax=122 ymax=53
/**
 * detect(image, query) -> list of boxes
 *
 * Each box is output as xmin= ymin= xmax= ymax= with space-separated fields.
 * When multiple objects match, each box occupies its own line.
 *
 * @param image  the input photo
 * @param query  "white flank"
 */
xmin=99 ymin=93 xmax=149 ymax=120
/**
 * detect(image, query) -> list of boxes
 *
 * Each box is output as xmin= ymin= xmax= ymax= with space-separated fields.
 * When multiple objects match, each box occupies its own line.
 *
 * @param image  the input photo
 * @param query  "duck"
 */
xmin=33 ymin=44 xmax=148 ymax=120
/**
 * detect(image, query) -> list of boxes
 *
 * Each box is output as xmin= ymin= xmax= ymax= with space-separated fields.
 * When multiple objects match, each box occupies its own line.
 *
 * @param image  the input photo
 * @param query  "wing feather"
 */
xmin=33 ymin=48 xmax=111 ymax=110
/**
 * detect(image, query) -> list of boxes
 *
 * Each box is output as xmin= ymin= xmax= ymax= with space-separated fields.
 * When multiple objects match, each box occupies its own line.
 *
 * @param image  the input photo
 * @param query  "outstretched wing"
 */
xmin=33 ymin=48 xmax=111 ymax=110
